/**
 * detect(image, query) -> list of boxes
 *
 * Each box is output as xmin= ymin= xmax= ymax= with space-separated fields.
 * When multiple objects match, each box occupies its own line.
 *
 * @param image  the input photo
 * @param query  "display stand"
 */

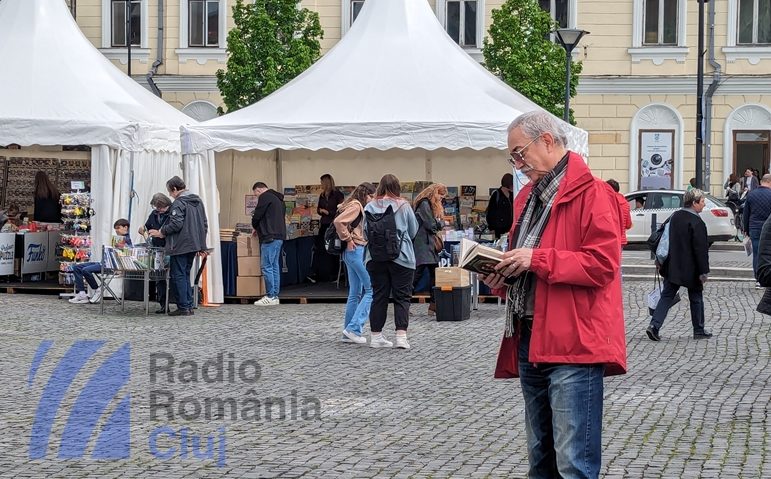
xmin=99 ymin=246 xmax=169 ymax=316
xmin=57 ymin=186 xmax=92 ymax=299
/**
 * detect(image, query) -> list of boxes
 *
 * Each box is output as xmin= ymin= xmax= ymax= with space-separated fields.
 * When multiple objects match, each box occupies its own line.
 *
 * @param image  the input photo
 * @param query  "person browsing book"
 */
xmin=412 ymin=183 xmax=447 ymax=314
xmin=68 ymin=219 xmax=132 ymax=305
xmin=139 ymin=193 xmax=172 ymax=314
xmin=479 ymin=111 xmax=626 ymax=478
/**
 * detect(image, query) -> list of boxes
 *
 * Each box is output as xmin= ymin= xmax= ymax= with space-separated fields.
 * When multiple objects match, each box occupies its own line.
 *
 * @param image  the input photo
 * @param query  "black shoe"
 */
xmin=646 ymin=325 xmax=661 ymax=341
xmin=693 ymin=331 xmax=713 ymax=339
xmin=168 ymin=308 xmax=193 ymax=316
xmin=155 ymin=307 xmax=167 ymax=314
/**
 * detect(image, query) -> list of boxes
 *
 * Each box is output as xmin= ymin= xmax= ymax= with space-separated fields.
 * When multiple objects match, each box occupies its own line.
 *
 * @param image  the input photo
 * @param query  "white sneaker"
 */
xmin=395 ymin=335 xmax=411 ymax=350
xmin=756 ymin=282 xmax=764 ymax=289
xmin=342 ymin=330 xmax=367 ymax=344
xmin=68 ymin=292 xmax=89 ymax=304
xmin=89 ymin=288 xmax=104 ymax=304
xmin=341 ymin=334 xmax=354 ymax=343
xmin=370 ymin=335 xmax=393 ymax=348
xmin=253 ymin=296 xmax=279 ymax=306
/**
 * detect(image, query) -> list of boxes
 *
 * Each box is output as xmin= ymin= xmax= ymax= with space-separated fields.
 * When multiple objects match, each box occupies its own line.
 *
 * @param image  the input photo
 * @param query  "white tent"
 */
xmin=181 ymin=0 xmax=588 ymax=154
xmin=0 ymin=0 xmax=223 ymax=303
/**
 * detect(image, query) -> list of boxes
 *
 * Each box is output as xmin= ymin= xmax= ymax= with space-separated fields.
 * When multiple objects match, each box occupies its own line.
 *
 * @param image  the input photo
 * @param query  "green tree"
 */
xmin=216 ymin=0 xmax=323 ymax=113
xmin=482 ymin=0 xmax=582 ymax=125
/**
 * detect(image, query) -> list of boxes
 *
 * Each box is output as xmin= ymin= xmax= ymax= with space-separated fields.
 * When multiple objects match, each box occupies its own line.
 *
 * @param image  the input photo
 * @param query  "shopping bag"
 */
xmin=647 ymin=272 xmax=681 ymax=316
xmin=744 ymin=237 xmax=752 ymax=256
xmin=494 ymin=336 xmax=519 ymax=378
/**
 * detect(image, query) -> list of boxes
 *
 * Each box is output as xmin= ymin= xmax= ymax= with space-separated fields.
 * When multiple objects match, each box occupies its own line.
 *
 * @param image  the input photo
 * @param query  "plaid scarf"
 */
xmin=504 ymin=154 xmax=569 ymax=337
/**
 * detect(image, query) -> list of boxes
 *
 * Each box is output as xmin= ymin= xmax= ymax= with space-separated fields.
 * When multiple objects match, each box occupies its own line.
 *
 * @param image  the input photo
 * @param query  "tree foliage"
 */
xmin=216 ymin=0 xmax=323 ymax=113
xmin=482 ymin=0 xmax=583 ymax=125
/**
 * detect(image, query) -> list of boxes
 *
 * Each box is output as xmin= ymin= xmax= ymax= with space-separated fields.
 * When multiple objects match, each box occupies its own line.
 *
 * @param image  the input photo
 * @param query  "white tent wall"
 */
xmin=184 ymin=152 xmax=224 ymax=304
xmin=215 ymin=150 xmax=279 ymax=228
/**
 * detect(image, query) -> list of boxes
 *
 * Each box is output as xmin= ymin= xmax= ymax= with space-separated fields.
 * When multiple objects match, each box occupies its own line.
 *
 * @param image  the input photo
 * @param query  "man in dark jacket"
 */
xmin=149 ymin=176 xmax=208 ymax=316
xmin=742 ymin=174 xmax=771 ymax=287
xmin=252 ymin=182 xmax=287 ymax=306
xmin=485 ymin=173 xmax=514 ymax=238
xmin=646 ymin=188 xmax=712 ymax=341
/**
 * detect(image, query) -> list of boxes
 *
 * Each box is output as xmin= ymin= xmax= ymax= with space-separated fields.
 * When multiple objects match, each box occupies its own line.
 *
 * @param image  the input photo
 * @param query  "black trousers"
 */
xmin=413 ymin=264 xmax=438 ymax=303
xmin=312 ymin=224 xmax=339 ymax=281
xmin=367 ymin=261 xmax=414 ymax=333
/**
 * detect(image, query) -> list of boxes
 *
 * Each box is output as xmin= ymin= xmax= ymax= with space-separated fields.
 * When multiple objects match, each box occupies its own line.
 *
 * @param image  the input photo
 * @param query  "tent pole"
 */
xmin=275 ymin=149 xmax=283 ymax=191
xmin=128 ymin=151 xmax=135 ymax=224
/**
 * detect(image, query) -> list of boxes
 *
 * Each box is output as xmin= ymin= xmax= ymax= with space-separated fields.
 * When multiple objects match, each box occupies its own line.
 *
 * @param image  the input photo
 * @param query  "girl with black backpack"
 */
xmin=333 ymin=182 xmax=376 ymax=345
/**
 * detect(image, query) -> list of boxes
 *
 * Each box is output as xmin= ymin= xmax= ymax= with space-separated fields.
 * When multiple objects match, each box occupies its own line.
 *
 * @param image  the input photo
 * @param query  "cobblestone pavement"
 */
xmin=0 ymin=280 xmax=769 ymax=478
xmin=623 ymin=249 xmax=752 ymax=269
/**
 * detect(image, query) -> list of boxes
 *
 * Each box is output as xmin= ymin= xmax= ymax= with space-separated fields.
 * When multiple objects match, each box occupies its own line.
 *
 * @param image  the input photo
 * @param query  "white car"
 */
xmin=624 ymin=189 xmax=735 ymax=245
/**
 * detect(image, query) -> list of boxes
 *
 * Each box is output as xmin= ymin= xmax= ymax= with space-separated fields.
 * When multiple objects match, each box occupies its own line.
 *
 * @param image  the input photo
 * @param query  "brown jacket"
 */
xmin=334 ymin=201 xmax=366 ymax=246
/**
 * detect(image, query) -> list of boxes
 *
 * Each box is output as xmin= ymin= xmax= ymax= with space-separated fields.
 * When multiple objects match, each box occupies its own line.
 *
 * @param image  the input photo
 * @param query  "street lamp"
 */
xmin=554 ymin=28 xmax=590 ymax=123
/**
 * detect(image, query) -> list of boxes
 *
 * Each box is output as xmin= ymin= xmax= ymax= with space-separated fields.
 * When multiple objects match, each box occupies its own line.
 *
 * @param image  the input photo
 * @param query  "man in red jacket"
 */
xmin=481 ymin=111 xmax=627 ymax=479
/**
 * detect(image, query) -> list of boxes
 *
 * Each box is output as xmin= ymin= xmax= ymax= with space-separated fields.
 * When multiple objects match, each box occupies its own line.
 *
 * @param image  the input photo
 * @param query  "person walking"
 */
xmin=33 ymin=171 xmax=62 ymax=224
xmin=334 ymin=182 xmax=376 ymax=344
xmin=412 ymin=183 xmax=447 ymax=313
xmin=480 ymin=111 xmax=627 ymax=478
xmin=365 ymin=174 xmax=418 ymax=350
xmin=607 ymin=179 xmax=632 ymax=248
xmin=646 ymin=188 xmax=713 ymax=341
xmin=139 ymin=193 xmax=172 ymax=314
xmin=742 ymin=168 xmax=759 ymax=198
xmin=149 ymin=176 xmax=208 ymax=317
xmin=742 ymin=174 xmax=771 ymax=287
xmin=311 ymin=174 xmax=345 ymax=282
xmin=251 ymin=182 xmax=286 ymax=306
xmin=755 ymin=214 xmax=771 ymax=314
xmin=485 ymin=173 xmax=514 ymax=239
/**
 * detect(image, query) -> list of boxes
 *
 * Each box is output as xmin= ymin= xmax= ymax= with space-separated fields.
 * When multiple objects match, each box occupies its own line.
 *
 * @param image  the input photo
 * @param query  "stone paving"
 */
xmin=0 ymin=280 xmax=769 ymax=478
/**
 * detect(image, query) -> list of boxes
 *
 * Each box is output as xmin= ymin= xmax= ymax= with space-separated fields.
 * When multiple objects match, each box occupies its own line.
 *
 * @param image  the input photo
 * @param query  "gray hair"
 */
xmin=762 ymin=174 xmax=771 ymax=184
xmin=507 ymin=111 xmax=568 ymax=147
xmin=683 ymin=188 xmax=705 ymax=207
xmin=150 ymin=192 xmax=173 ymax=208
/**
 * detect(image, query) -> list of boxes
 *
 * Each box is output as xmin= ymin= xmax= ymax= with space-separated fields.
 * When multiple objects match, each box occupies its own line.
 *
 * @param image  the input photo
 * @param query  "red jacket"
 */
xmin=495 ymin=152 xmax=627 ymax=378
xmin=615 ymin=192 xmax=632 ymax=245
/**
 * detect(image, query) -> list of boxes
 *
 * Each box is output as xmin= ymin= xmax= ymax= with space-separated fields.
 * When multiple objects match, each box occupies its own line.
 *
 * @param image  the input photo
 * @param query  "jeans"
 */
xmin=518 ymin=326 xmax=604 ymax=479
xmin=342 ymin=245 xmax=372 ymax=335
xmin=260 ymin=240 xmax=283 ymax=298
xmin=413 ymin=264 xmax=438 ymax=303
xmin=367 ymin=261 xmax=414 ymax=333
xmin=72 ymin=262 xmax=101 ymax=293
xmin=650 ymin=277 xmax=706 ymax=333
xmin=751 ymin=230 xmax=761 ymax=279
xmin=169 ymin=252 xmax=195 ymax=311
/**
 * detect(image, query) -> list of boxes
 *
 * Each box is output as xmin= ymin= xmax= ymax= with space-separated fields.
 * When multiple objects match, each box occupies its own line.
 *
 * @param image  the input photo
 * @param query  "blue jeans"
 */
xmin=518 ymin=326 xmax=604 ymax=479
xmin=72 ymin=262 xmax=101 ymax=292
xmin=169 ymin=252 xmax=195 ymax=310
xmin=260 ymin=240 xmax=283 ymax=298
xmin=751 ymin=230 xmax=761 ymax=279
xmin=342 ymin=246 xmax=372 ymax=335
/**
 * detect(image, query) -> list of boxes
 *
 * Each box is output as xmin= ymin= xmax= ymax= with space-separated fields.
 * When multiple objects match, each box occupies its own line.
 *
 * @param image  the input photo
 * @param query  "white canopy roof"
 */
xmin=182 ymin=0 xmax=588 ymax=154
xmin=0 ymin=0 xmax=193 ymax=152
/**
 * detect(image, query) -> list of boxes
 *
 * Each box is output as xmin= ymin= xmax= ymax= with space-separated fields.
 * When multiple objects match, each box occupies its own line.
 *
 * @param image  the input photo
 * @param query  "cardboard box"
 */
xmin=237 ymin=256 xmax=262 ymax=276
xmin=236 ymin=236 xmax=260 ymax=257
xmin=435 ymin=267 xmax=470 ymax=288
xmin=237 ymin=276 xmax=265 ymax=297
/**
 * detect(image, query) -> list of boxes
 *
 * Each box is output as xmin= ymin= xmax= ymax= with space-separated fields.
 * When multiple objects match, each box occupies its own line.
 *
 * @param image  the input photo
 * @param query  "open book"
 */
xmin=459 ymin=238 xmax=503 ymax=274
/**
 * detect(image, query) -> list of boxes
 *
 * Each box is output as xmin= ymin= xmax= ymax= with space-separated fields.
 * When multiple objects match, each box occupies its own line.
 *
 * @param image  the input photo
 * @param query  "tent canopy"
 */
xmin=0 ymin=0 xmax=192 ymax=152
xmin=182 ymin=0 xmax=588 ymax=154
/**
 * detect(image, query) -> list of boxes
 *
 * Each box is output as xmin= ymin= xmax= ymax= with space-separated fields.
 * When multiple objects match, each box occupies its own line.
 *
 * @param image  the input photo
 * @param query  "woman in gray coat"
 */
xmin=412 ymin=183 xmax=447 ymax=313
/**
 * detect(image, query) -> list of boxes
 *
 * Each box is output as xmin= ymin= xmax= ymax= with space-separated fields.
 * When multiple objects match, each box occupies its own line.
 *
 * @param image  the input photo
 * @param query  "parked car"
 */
xmin=624 ymin=189 xmax=735 ymax=245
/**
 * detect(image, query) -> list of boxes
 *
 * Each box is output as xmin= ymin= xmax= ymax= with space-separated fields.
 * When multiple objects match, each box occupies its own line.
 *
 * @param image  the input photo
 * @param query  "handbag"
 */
xmin=494 ymin=335 xmax=519 ymax=378
xmin=647 ymin=271 xmax=681 ymax=316
xmin=432 ymin=233 xmax=443 ymax=253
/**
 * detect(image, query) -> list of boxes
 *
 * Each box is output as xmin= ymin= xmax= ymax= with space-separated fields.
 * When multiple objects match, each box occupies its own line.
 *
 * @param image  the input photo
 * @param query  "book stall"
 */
xmin=99 ymin=240 xmax=169 ymax=316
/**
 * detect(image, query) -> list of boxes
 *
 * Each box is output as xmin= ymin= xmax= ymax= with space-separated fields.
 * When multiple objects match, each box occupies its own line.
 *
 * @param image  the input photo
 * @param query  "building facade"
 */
xmin=71 ymin=0 xmax=771 ymax=195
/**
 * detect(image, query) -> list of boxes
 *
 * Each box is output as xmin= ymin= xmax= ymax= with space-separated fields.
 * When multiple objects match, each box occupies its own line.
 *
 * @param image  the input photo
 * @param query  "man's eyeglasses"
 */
xmin=508 ymin=135 xmax=540 ymax=167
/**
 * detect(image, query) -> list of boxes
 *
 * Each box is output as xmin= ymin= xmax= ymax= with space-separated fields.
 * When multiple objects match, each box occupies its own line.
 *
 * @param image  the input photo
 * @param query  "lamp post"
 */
xmin=554 ymin=28 xmax=590 ymax=123
xmin=695 ymin=0 xmax=708 ymax=189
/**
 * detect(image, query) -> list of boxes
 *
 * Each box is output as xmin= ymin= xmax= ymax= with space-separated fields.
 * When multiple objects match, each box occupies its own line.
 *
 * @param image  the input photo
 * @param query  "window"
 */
xmin=351 ymin=0 xmax=365 ymax=25
xmin=738 ymin=0 xmax=771 ymax=45
xmin=189 ymin=0 xmax=220 ymax=47
xmin=539 ymin=0 xmax=569 ymax=28
xmin=643 ymin=0 xmax=678 ymax=45
xmin=446 ymin=1 xmax=478 ymax=47
xmin=111 ymin=0 xmax=141 ymax=47
xmin=644 ymin=192 xmax=682 ymax=210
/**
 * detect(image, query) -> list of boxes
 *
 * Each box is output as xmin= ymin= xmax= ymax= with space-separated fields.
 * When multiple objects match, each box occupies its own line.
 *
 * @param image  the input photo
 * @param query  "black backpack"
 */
xmin=324 ymin=211 xmax=362 ymax=255
xmin=365 ymin=205 xmax=402 ymax=261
